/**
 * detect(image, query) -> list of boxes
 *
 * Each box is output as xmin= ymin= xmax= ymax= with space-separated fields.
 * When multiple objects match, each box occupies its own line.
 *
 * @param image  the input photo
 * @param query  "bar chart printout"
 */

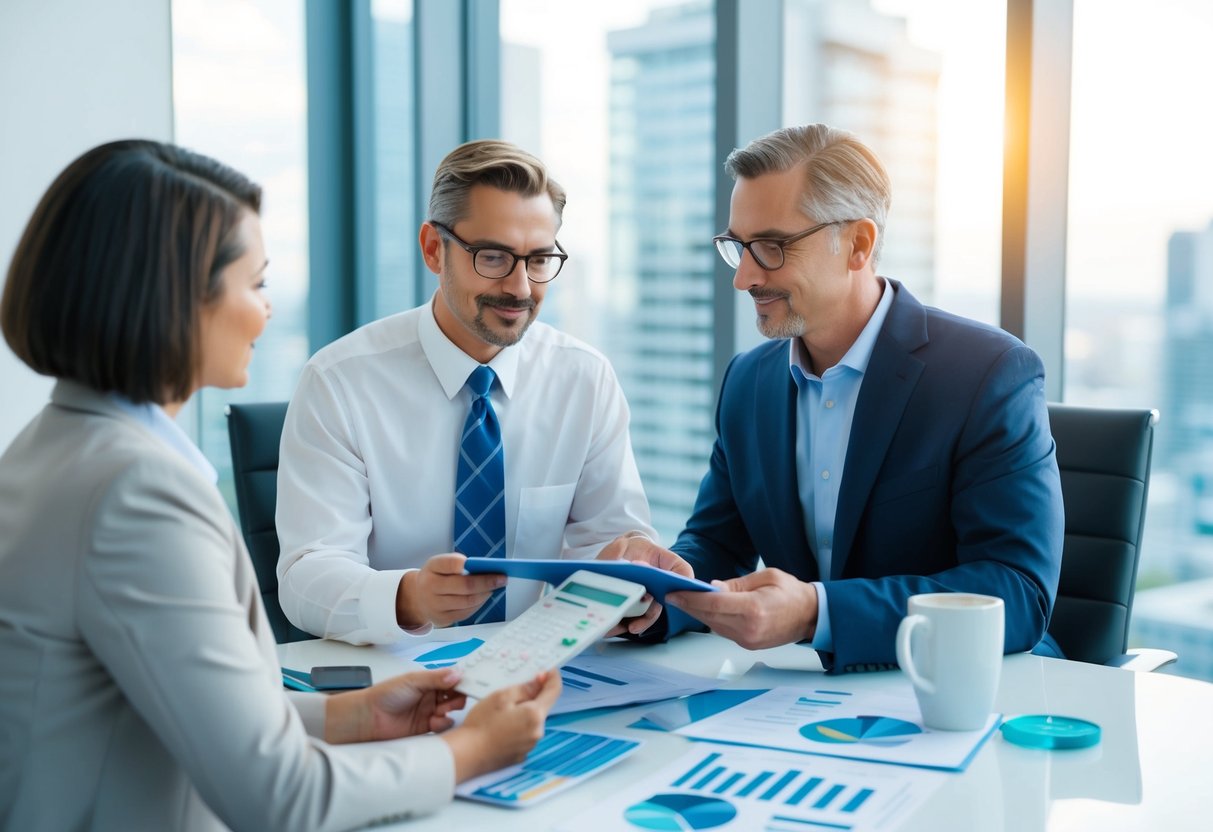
xmin=456 ymin=728 xmax=642 ymax=807
xmin=556 ymin=743 xmax=947 ymax=832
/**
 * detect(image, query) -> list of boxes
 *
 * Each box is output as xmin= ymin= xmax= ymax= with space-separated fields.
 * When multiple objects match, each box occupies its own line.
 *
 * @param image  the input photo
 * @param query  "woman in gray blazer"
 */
xmin=0 ymin=140 xmax=561 ymax=831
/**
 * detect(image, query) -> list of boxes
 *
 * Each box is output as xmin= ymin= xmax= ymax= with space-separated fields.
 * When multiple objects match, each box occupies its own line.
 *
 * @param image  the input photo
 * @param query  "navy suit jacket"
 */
xmin=668 ymin=280 xmax=1064 ymax=672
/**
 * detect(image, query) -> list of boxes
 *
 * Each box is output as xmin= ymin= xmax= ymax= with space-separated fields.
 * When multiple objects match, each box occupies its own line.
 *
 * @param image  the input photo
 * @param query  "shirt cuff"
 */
xmin=287 ymin=690 xmax=328 ymax=738
xmin=391 ymin=734 xmax=456 ymax=816
xmin=356 ymin=734 xmax=456 ymax=824
xmin=808 ymin=582 xmax=833 ymax=653
xmin=362 ymin=568 xmax=431 ymax=641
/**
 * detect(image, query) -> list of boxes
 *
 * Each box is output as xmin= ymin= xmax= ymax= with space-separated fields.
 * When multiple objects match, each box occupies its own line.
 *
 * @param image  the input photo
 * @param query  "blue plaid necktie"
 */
xmin=454 ymin=365 xmax=507 ymax=624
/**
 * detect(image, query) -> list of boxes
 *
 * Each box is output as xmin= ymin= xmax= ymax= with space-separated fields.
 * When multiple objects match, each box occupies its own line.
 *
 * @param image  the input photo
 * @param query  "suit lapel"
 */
xmin=830 ymin=282 xmax=928 ymax=579
xmin=755 ymin=345 xmax=816 ymax=581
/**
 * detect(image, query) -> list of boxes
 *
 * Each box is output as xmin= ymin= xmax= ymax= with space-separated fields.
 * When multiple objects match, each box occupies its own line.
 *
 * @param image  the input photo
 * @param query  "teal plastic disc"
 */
xmin=1000 ymin=714 xmax=1101 ymax=749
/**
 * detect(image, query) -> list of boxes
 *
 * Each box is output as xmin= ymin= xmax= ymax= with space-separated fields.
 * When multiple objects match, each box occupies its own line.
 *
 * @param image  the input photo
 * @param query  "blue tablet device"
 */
xmin=462 ymin=557 xmax=719 ymax=603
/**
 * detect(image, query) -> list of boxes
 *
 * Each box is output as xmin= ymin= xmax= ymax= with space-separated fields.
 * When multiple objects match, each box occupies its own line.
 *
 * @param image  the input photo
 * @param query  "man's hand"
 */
xmin=396 ymin=553 xmax=506 ymax=629
xmin=666 ymin=568 xmax=819 ymax=650
xmin=324 ymin=667 xmax=467 ymax=744
xmin=597 ymin=534 xmax=693 ymax=636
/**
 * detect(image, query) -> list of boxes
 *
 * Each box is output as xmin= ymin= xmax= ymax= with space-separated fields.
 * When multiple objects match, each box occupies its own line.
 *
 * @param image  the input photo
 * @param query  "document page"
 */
xmin=456 ymin=728 xmax=641 ymax=807
xmin=556 ymin=742 xmax=946 ymax=832
xmin=676 ymin=685 xmax=999 ymax=771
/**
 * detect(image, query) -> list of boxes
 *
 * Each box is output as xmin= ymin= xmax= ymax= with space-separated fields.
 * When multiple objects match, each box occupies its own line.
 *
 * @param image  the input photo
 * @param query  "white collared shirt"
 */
xmin=276 ymin=296 xmax=656 ymax=644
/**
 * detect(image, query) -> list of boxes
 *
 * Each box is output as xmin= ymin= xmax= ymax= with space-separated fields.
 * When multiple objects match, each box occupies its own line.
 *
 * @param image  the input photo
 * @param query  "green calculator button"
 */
xmin=577 ymin=619 xmax=589 ymax=629
xmin=561 ymin=637 xmax=578 ymax=647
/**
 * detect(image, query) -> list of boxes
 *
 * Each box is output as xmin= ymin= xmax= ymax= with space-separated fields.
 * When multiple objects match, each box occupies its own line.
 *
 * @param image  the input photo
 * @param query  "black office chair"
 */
xmin=226 ymin=402 xmax=312 ymax=644
xmin=1045 ymin=403 xmax=1175 ymax=670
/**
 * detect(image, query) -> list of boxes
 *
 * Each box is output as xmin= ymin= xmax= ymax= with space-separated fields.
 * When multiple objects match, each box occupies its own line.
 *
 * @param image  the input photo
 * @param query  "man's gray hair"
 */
xmin=428 ymin=139 xmax=567 ymax=229
xmin=724 ymin=124 xmax=891 ymax=263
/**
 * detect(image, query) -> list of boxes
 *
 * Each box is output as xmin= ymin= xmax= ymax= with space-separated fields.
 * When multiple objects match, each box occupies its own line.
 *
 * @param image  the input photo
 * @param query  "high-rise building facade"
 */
xmin=1163 ymin=222 xmax=1213 ymax=539
xmin=605 ymin=3 xmax=718 ymax=541
xmin=605 ymin=0 xmax=940 ymax=542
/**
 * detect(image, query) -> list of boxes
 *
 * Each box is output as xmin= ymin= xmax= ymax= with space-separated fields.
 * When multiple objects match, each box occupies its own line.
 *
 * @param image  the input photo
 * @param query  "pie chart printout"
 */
xmin=624 ymin=793 xmax=738 ymax=830
xmin=800 ymin=715 xmax=923 ymax=746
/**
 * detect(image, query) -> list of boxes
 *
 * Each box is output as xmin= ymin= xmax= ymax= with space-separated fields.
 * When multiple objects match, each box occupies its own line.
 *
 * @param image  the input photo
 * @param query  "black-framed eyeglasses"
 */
xmin=430 ymin=221 xmax=568 ymax=283
xmin=713 ymin=220 xmax=856 ymax=271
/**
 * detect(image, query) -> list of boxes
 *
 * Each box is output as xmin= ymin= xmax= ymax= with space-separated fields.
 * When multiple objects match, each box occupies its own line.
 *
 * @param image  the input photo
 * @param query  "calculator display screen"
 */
xmin=562 ymin=581 xmax=629 ymax=607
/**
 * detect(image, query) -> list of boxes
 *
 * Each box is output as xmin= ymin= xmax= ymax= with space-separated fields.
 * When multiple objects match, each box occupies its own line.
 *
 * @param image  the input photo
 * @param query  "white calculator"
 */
xmin=454 ymin=569 xmax=647 ymax=698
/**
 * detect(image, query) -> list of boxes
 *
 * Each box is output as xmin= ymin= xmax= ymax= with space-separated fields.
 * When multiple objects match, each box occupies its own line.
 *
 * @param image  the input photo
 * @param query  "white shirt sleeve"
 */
xmin=276 ymin=364 xmax=418 ymax=644
xmin=561 ymin=361 xmax=658 ymax=558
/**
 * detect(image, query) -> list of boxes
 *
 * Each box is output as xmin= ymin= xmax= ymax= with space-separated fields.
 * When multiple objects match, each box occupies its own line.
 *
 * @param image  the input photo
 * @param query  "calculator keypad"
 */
xmin=454 ymin=578 xmax=643 ymax=697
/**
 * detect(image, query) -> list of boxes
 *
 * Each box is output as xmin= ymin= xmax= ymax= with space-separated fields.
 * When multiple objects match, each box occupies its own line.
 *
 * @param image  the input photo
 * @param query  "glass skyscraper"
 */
xmin=605 ymin=0 xmax=940 ymax=542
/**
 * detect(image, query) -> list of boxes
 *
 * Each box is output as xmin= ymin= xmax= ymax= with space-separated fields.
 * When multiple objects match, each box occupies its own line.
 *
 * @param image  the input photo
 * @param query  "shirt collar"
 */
xmin=788 ymin=277 xmax=894 ymax=380
xmin=418 ymin=293 xmax=521 ymax=400
xmin=107 ymin=394 xmax=218 ymax=483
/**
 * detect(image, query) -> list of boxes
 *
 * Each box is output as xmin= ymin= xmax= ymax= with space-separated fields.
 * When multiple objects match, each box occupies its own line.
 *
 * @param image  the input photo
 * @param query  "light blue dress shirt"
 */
xmin=108 ymin=394 xmax=217 ymax=483
xmin=790 ymin=278 xmax=894 ymax=652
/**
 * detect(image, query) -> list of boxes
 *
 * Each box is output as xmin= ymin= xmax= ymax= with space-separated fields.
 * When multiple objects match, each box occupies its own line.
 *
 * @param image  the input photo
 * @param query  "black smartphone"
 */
xmin=309 ymin=665 xmax=373 ymax=690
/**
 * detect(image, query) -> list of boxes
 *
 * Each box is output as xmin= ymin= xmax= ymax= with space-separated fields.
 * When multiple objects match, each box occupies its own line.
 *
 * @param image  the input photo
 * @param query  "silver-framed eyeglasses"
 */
xmin=430 ymin=221 xmax=568 ymax=283
xmin=713 ymin=220 xmax=856 ymax=271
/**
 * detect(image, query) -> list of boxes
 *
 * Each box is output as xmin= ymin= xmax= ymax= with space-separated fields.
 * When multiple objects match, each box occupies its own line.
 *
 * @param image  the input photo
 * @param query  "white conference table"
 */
xmin=279 ymin=628 xmax=1213 ymax=831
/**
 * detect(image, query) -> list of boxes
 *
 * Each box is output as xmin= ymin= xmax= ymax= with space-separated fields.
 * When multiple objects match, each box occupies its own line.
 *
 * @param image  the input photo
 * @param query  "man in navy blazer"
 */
xmin=619 ymin=124 xmax=1063 ymax=673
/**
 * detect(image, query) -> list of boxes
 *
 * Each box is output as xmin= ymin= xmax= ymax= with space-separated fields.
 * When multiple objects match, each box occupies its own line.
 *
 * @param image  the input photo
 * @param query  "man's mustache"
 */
xmin=478 ymin=296 xmax=536 ymax=311
xmin=749 ymin=289 xmax=790 ymax=301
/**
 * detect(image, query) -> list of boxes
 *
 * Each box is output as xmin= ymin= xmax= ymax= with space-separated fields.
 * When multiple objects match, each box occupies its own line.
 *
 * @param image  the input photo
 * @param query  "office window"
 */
xmin=1064 ymin=0 xmax=1213 ymax=679
xmin=367 ymin=0 xmax=417 ymax=322
xmin=500 ymin=1 xmax=717 ymax=542
xmin=172 ymin=0 xmax=310 ymax=506
xmin=782 ymin=0 xmax=1006 ymax=324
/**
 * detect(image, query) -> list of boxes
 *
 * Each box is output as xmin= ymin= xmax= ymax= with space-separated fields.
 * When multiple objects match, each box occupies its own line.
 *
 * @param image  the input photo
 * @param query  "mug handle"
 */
xmin=895 ymin=614 xmax=936 ymax=695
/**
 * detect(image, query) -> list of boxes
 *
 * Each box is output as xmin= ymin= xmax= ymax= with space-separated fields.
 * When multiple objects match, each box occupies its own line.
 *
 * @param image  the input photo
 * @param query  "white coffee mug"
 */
xmin=895 ymin=592 xmax=1004 ymax=731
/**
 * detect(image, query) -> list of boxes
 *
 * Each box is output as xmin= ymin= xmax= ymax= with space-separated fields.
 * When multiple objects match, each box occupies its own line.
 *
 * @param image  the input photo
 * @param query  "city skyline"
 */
xmin=166 ymin=0 xmax=1213 ymax=675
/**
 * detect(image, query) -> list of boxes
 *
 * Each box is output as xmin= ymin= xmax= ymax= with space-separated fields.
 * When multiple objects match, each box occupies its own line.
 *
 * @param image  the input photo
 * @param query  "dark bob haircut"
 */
xmin=1 ymin=140 xmax=261 ymax=404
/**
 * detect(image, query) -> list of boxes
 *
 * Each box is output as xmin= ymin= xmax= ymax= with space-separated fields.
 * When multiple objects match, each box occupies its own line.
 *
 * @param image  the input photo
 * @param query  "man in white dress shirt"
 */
xmin=277 ymin=139 xmax=657 ymax=644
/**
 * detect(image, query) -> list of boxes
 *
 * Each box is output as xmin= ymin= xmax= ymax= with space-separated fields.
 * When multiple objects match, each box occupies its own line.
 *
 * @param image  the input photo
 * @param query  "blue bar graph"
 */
xmin=713 ymin=772 xmax=745 ymax=795
xmin=760 ymin=770 xmax=802 ymax=801
xmin=468 ymin=728 xmax=640 ymax=805
xmin=812 ymin=784 xmax=846 ymax=810
xmin=768 ymin=815 xmax=853 ymax=830
xmin=671 ymin=752 xmax=721 ymax=787
xmin=737 ymin=771 xmax=774 ymax=798
xmin=558 ymin=672 xmax=591 ymax=690
xmin=787 ymin=776 xmax=823 ymax=806
xmin=841 ymin=788 xmax=873 ymax=813
xmin=792 ymin=689 xmax=854 ymax=708
xmin=562 ymin=665 xmax=627 ymax=686
xmin=668 ymin=751 xmax=879 ymax=825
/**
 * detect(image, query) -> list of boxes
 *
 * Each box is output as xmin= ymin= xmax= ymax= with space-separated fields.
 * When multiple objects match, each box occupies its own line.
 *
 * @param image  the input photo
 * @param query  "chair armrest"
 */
xmin=1105 ymin=647 xmax=1178 ymax=672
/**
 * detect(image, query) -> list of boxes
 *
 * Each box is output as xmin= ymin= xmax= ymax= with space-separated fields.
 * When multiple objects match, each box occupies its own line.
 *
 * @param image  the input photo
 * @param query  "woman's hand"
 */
xmin=324 ymin=668 xmax=467 ymax=744
xmin=440 ymin=671 xmax=563 ymax=782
